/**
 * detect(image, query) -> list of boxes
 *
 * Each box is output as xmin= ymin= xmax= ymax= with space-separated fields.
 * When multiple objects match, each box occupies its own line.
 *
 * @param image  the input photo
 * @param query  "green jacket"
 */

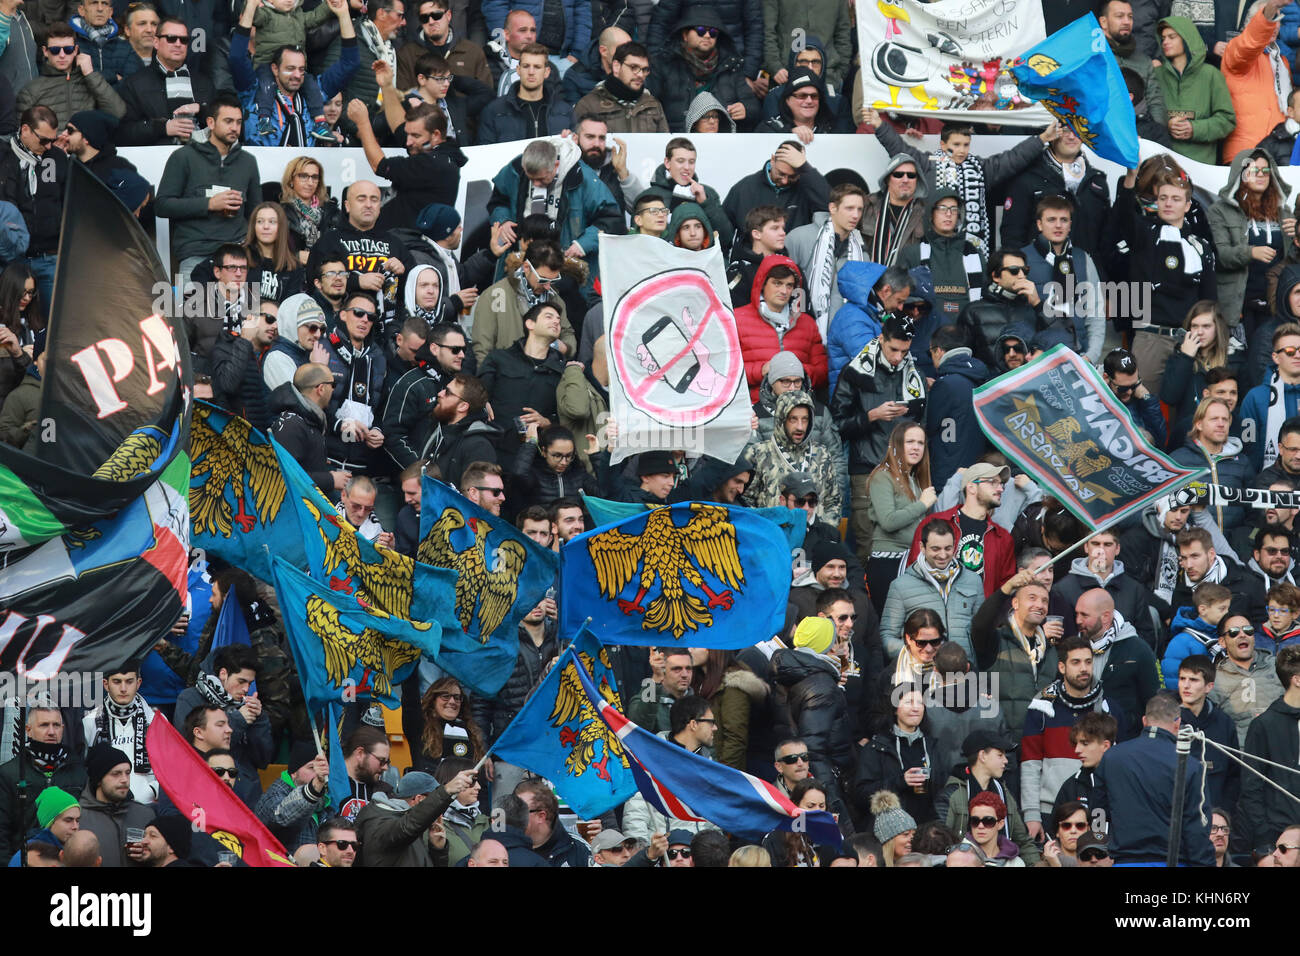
xmin=556 ymin=362 xmax=606 ymax=473
xmin=251 ymin=3 xmax=333 ymax=65
xmin=444 ymin=809 xmax=491 ymax=866
xmin=1154 ymin=16 xmax=1236 ymax=165
xmin=864 ymin=469 xmax=930 ymax=553
xmin=154 ymin=136 xmax=262 ymax=261
xmin=15 ymin=59 xmax=125 ymax=127
xmin=708 ymin=665 xmax=768 ymax=771
xmin=939 ymin=771 xmax=1041 ymax=865
xmin=0 ymin=370 xmax=39 ymax=448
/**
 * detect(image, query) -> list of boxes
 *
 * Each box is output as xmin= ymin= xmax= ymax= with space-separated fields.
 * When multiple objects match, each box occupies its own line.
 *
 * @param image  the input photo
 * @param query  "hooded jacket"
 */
xmin=683 ymin=89 xmax=736 ymax=132
xmin=958 ymin=280 xmax=1042 ymax=371
xmin=751 ymin=362 xmax=844 ymax=492
xmin=733 ymin=255 xmax=828 ymax=401
xmin=266 ymin=379 xmax=333 ymax=494
xmin=649 ymin=163 xmax=733 ymax=252
xmin=826 ymin=261 xmax=887 ymax=394
xmin=510 ymin=437 xmax=600 ymax=510
xmin=1054 ymin=557 xmax=1166 ymax=651
xmin=1159 ymin=339 xmax=1246 ymax=452
xmin=210 ymin=331 xmax=272 ymax=432
xmin=860 ymin=153 xmax=928 ymax=265
xmin=1220 ymin=7 xmax=1288 ymax=163
xmin=431 ymin=411 xmax=502 ymax=490
xmin=924 ymin=345 xmax=988 ymax=490
xmin=1164 ymin=609 xmax=1224 ymax=690
xmin=667 ymin=200 xmax=715 ymax=249
xmin=1170 ymin=435 xmax=1255 ymax=531
xmin=76 ymin=788 xmax=155 ymax=868
xmin=154 ymin=135 xmax=262 ymax=261
xmin=1210 ymin=147 xmax=1292 ymax=325
xmin=744 ymin=389 xmax=841 ymax=523
xmin=647 ymin=3 xmax=763 ymax=126
xmin=756 ymin=66 xmax=846 ymax=134
xmin=262 ymin=294 xmax=327 ymax=393
xmin=897 ymin=188 xmax=987 ymax=321
xmin=1239 ymin=692 xmax=1300 ymax=849
xmin=831 ymin=324 xmax=928 ymax=475
xmin=771 ymin=645 xmax=854 ymax=788
xmin=380 ymin=344 xmax=456 ymax=470
xmin=15 ymin=54 xmax=125 ymax=126
xmin=353 ymin=786 xmax=454 ymax=867
xmin=1153 ymin=16 xmax=1237 ymax=166
xmin=321 ymin=309 xmax=387 ymax=473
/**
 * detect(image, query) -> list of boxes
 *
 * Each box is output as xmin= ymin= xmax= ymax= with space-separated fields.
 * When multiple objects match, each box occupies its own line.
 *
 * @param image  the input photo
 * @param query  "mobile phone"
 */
xmin=641 ymin=316 xmax=700 ymax=393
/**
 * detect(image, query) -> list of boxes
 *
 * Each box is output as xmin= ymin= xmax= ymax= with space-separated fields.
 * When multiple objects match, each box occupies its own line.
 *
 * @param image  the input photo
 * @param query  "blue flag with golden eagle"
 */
xmin=560 ymin=503 xmax=790 ymax=647
xmin=580 ymin=492 xmax=808 ymax=553
xmin=1010 ymin=15 xmax=1139 ymax=167
xmin=417 ymin=476 xmax=559 ymax=697
xmin=489 ymin=626 xmax=635 ymax=818
xmin=189 ymin=402 xmax=303 ymax=582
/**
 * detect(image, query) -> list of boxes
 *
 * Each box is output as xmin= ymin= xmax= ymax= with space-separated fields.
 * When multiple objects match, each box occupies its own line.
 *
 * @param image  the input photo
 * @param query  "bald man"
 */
xmin=60 ymin=830 xmax=102 ymax=867
xmin=307 ymin=180 xmax=411 ymax=314
xmin=468 ymin=838 xmax=510 ymax=866
xmin=1073 ymin=588 xmax=1161 ymax=741
xmin=561 ymin=25 xmax=631 ymax=105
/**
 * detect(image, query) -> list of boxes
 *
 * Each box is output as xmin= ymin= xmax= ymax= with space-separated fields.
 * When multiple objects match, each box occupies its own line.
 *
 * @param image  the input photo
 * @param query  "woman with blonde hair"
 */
xmin=1159 ymin=299 xmax=1242 ymax=447
xmin=243 ymin=202 xmax=305 ymax=303
xmin=280 ymin=156 xmax=338 ymax=261
xmin=864 ymin=422 xmax=935 ymax=613
xmin=727 ymin=845 xmax=772 ymax=867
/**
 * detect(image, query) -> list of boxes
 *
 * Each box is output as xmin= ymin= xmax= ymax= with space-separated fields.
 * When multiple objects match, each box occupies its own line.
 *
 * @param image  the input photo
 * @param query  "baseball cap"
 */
xmin=963 ymin=462 xmax=1010 ymax=490
xmin=962 ymin=729 xmax=1015 ymax=759
xmin=393 ymin=771 xmax=439 ymax=799
xmin=591 ymin=829 xmax=631 ymax=852
xmin=781 ymin=471 xmax=818 ymax=497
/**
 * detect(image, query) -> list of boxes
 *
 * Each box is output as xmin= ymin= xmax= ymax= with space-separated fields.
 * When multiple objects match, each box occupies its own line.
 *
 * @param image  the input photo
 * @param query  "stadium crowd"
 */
xmin=3 ymin=0 xmax=1300 ymax=868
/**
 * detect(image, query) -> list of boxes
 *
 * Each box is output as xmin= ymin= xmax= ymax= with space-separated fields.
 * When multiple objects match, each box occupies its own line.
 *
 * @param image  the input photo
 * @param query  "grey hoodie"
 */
xmin=683 ymin=90 xmax=737 ymax=133
xmin=1209 ymin=146 xmax=1292 ymax=323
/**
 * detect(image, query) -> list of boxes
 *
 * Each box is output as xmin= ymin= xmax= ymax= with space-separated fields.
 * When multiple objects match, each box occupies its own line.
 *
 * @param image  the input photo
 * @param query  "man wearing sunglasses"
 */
xmin=116 ymin=13 xmax=213 ymax=145
xmin=957 ymin=248 xmax=1044 ymax=370
xmin=16 ymin=22 xmax=125 ymax=126
xmin=211 ymin=298 xmax=278 ymax=431
xmin=321 ymin=290 xmax=389 ymax=477
xmin=263 ymin=292 xmax=329 ymax=391
xmin=314 ymin=816 xmax=359 ymax=867
xmin=0 ymin=105 xmax=67 ymax=316
xmin=649 ymin=7 xmax=758 ymax=132
xmin=397 ymin=0 xmax=490 ymax=89
xmin=649 ymin=0 xmax=764 ymax=105
xmin=1102 ymin=348 xmax=1166 ymax=449
xmin=858 ymin=155 xmax=925 ymax=267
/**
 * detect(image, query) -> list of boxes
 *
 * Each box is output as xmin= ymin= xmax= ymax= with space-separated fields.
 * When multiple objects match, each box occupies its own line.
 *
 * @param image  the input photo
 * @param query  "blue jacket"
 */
xmin=1162 ymin=607 xmax=1221 ymax=690
xmin=826 ymin=260 xmax=886 ymax=395
xmin=231 ymin=28 xmax=359 ymax=147
xmin=925 ymin=348 xmax=988 ymax=490
xmin=1240 ymin=378 xmax=1300 ymax=473
xmin=483 ymin=0 xmax=591 ymax=60
xmin=1094 ymin=725 xmax=1215 ymax=866
xmin=1280 ymin=2 xmax=1300 ymax=72
xmin=6 ymin=826 xmax=58 ymax=866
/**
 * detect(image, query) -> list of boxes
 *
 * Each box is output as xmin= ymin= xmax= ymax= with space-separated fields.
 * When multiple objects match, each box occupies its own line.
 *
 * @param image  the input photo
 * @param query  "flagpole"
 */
xmin=307 ymin=709 xmax=325 ymax=757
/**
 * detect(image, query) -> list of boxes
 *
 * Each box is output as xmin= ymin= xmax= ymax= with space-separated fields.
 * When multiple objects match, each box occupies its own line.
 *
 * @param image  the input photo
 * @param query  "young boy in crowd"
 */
xmin=1259 ymin=582 xmax=1300 ymax=654
xmin=1162 ymin=582 xmax=1233 ymax=688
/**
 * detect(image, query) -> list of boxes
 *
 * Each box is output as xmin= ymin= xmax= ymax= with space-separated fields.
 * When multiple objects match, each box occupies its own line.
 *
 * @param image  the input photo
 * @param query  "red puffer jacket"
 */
xmin=733 ymin=255 xmax=828 ymax=402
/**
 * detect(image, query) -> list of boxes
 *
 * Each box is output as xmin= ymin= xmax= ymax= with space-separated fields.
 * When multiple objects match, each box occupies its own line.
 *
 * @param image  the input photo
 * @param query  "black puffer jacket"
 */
xmin=509 ymin=441 xmax=600 ymax=511
xmin=210 ymin=333 xmax=271 ymax=432
xmin=771 ymin=646 xmax=853 ymax=788
xmin=958 ymin=283 xmax=1042 ymax=370
xmin=474 ymin=624 xmax=558 ymax=745
xmin=852 ymin=729 xmax=938 ymax=829
xmin=266 ymin=381 xmax=333 ymax=495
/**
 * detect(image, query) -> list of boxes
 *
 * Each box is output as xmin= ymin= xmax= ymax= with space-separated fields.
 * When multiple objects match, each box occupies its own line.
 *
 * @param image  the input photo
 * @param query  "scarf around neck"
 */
xmin=870 ymin=195 xmax=915 ymax=265
xmin=932 ymin=151 xmax=989 ymax=244
xmin=359 ymin=19 xmax=398 ymax=99
xmin=1263 ymin=370 xmax=1289 ymax=469
xmin=1041 ymin=676 xmax=1105 ymax=715
xmin=1183 ymin=555 xmax=1227 ymax=591
xmin=196 ymin=671 xmax=236 ymax=710
xmin=808 ymin=216 xmax=863 ymax=336
xmin=1009 ymin=617 xmax=1046 ymax=676
xmin=95 ymin=697 xmax=152 ymax=774
xmin=681 ymin=45 xmax=718 ymax=79
xmin=24 ymin=738 xmax=69 ymax=775
xmin=291 ymin=196 xmax=324 ymax=247
xmin=851 ymin=337 xmax=926 ymax=404
xmin=758 ymin=298 xmax=792 ymax=341
xmin=10 ymin=135 xmax=37 ymax=194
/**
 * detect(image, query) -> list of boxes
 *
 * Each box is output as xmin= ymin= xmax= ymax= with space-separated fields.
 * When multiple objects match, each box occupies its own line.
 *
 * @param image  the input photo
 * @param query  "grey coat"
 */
xmin=879 ymin=559 xmax=983 ymax=658
xmin=1209 ymin=146 xmax=1292 ymax=323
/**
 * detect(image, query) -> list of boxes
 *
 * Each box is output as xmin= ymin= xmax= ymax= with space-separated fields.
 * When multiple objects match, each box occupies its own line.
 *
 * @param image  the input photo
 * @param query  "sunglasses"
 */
xmin=527 ymin=261 xmax=558 ymax=286
xmin=436 ymin=692 xmax=464 ymax=702
xmin=438 ymin=342 xmax=466 ymax=354
xmin=47 ymin=44 xmax=76 ymax=54
xmin=303 ymin=323 xmax=323 ymax=334
xmin=327 ymin=839 xmax=361 ymax=851
xmin=1058 ymin=821 xmax=1089 ymax=831
xmin=1111 ymin=379 xmax=1141 ymax=394
xmin=791 ymin=91 xmax=819 ymax=101
xmin=1275 ymin=843 xmax=1300 ymax=853
xmin=891 ymin=170 xmax=918 ymax=180
xmin=211 ymin=766 xmax=238 ymax=778
xmin=777 ymin=752 xmax=809 ymax=765
xmin=1275 ymin=346 xmax=1300 ymax=357
xmin=692 ymin=26 xmax=719 ymax=37
xmin=420 ymin=9 xmax=449 ymax=21
xmin=347 ymin=307 xmax=377 ymax=321
xmin=666 ymin=847 xmax=693 ymax=860
xmin=1079 ymin=849 xmax=1109 ymax=862
xmin=970 ymin=816 xmax=1000 ymax=829
xmin=912 ymin=637 xmax=944 ymax=648
xmin=256 ymin=311 xmax=277 ymax=323
xmin=1003 ymin=341 xmax=1028 ymax=353
xmin=158 ymin=33 xmax=190 ymax=43
xmin=833 ymin=613 xmax=857 ymax=623
xmin=790 ymin=494 xmax=818 ymax=506
xmin=1001 ymin=265 xmax=1028 ymax=275
xmin=1225 ymin=625 xmax=1254 ymax=637
xmin=473 ymin=485 xmax=505 ymax=497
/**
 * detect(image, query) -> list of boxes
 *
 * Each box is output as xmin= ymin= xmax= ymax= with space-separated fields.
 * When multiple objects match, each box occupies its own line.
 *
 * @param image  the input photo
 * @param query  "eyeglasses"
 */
xmin=972 ymin=478 xmax=1004 ymax=486
xmin=891 ymin=170 xmax=918 ymax=180
xmin=970 ymin=816 xmax=1000 ymax=829
xmin=692 ymin=26 xmax=719 ymax=37
xmin=912 ymin=637 xmax=944 ymax=648
xmin=1058 ymin=821 xmax=1089 ymax=831
xmin=326 ymin=839 xmax=361 ymax=851
xmin=776 ymin=752 xmax=809 ymax=765
xmin=934 ymin=204 xmax=960 ymax=213
xmin=295 ymin=171 xmax=321 ymax=181
xmin=1274 ymin=345 xmax=1300 ymax=357
xmin=438 ymin=342 xmax=466 ymax=354
xmin=638 ymin=205 xmax=669 ymax=216
xmin=322 ymin=269 xmax=347 ymax=278
xmin=1001 ymin=265 xmax=1028 ymax=275
xmin=620 ymin=63 xmax=650 ymax=76
xmin=833 ymin=613 xmax=857 ymax=623
xmin=367 ymin=752 xmax=391 ymax=767
xmin=46 ymin=44 xmax=77 ymax=54
xmin=427 ymin=73 xmax=452 ymax=82
xmin=546 ymin=451 xmax=575 ymax=462
xmin=436 ymin=692 xmax=464 ymax=702
xmin=346 ymin=307 xmax=377 ymax=321
xmin=1266 ymin=606 xmax=1296 ymax=615
xmin=791 ymin=91 xmax=819 ymax=101
xmin=473 ymin=485 xmax=505 ymax=497
xmin=420 ymin=9 xmax=448 ymax=21
xmin=1078 ymin=849 xmax=1109 ymax=862
xmin=440 ymin=388 xmax=464 ymax=403
xmin=693 ymin=717 xmax=717 ymax=725
xmin=666 ymin=847 xmax=693 ymax=860
xmin=158 ymin=33 xmax=189 ymax=43
xmin=211 ymin=766 xmax=238 ymax=778
xmin=1209 ymin=824 xmax=1230 ymax=834
xmin=1225 ymin=625 xmax=1254 ymax=637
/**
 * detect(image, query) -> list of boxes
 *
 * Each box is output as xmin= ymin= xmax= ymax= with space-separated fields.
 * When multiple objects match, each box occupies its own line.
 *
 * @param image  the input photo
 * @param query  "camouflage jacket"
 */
xmin=744 ymin=390 xmax=842 ymax=524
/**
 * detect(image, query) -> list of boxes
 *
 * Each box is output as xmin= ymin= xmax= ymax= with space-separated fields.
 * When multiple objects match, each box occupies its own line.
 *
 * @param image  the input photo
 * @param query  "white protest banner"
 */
xmin=856 ymin=0 xmax=1051 ymax=124
xmin=600 ymin=234 xmax=750 ymax=467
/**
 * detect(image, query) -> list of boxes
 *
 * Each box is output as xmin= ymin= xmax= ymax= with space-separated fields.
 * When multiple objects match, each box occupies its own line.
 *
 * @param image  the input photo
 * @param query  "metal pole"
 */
xmin=1166 ymin=725 xmax=1193 ymax=867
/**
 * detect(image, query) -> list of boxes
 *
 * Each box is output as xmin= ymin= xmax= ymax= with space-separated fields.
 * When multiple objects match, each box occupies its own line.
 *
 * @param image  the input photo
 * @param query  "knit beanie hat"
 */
xmin=793 ymin=616 xmax=834 ymax=655
xmin=68 ymin=109 xmax=117 ymax=151
xmin=278 ymin=292 xmax=326 ymax=332
xmin=416 ymin=203 xmax=461 ymax=241
xmin=36 ymin=787 xmax=78 ymax=828
xmin=150 ymin=814 xmax=193 ymax=859
xmin=766 ymin=350 xmax=804 ymax=385
xmin=288 ymin=739 xmax=320 ymax=774
xmin=86 ymin=743 xmax=131 ymax=790
xmin=871 ymin=790 xmax=917 ymax=844
xmin=969 ymin=790 xmax=1007 ymax=821
xmin=810 ymin=541 xmax=851 ymax=573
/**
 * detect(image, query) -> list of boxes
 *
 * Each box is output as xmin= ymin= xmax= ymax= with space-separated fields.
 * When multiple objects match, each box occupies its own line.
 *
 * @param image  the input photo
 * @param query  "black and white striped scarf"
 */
xmin=808 ymin=217 xmax=862 ymax=325
xmin=93 ymin=697 xmax=152 ymax=774
xmin=932 ymin=151 xmax=989 ymax=245
xmin=195 ymin=671 xmax=236 ymax=710
xmin=870 ymin=199 xmax=916 ymax=266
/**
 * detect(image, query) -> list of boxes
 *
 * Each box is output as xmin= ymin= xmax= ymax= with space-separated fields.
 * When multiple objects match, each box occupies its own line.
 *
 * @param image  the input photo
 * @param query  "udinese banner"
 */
xmin=600 ymin=234 xmax=752 ymax=467
xmin=972 ymin=346 xmax=1204 ymax=527
xmin=856 ymin=0 xmax=1051 ymax=124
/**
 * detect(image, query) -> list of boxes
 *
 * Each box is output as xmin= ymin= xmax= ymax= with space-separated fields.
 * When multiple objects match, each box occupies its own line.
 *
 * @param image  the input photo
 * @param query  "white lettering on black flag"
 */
xmin=600 ymin=235 xmax=751 ymax=466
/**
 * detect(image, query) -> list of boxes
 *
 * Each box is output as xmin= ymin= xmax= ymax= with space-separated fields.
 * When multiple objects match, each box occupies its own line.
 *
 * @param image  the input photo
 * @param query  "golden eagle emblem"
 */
xmin=588 ymin=503 xmax=744 ymax=639
xmin=92 ymin=428 xmax=163 ymax=482
xmin=305 ymin=593 xmax=422 ymax=700
xmin=417 ymin=508 xmax=524 ymax=643
xmin=189 ymin=406 xmax=286 ymax=537
xmin=303 ymin=497 xmax=430 ymax=625
xmin=548 ymin=650 xmax=628 ymax=780
xmin=1026 ymin=53 xmax=1059 ymax=77
xmin=1044 ymin=417 xmax=1111 ymax=478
